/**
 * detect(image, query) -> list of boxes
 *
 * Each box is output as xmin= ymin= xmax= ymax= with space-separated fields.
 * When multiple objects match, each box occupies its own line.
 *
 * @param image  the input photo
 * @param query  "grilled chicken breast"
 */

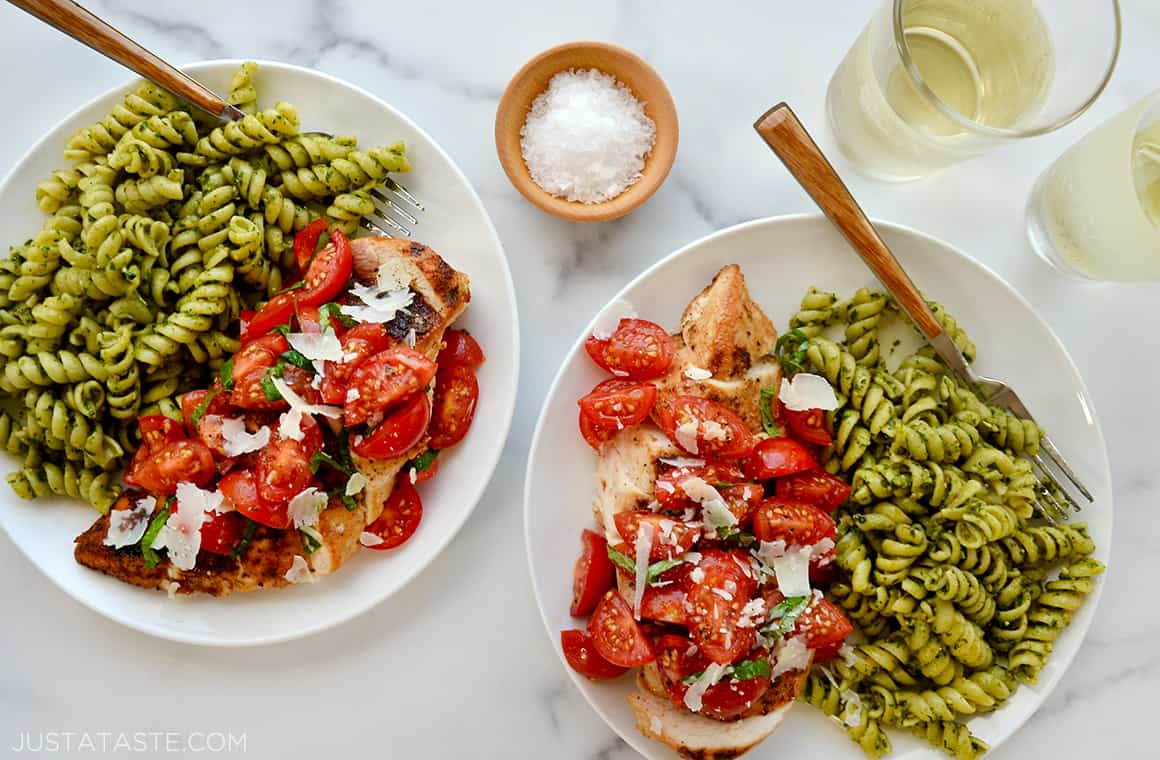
xmin=74 ymin=238 xmax=470 ymax=595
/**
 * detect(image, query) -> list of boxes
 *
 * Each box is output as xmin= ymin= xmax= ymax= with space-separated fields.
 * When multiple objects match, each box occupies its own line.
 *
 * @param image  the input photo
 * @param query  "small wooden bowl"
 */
xmin=495 ymin=41 xmax=678 ymax=222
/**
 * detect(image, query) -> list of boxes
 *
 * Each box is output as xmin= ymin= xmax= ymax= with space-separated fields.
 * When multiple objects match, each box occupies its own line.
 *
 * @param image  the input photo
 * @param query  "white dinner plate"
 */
xmin=524 ymin=215 xmax=1111 ymax=759
xmin=0 ymin=60 xmax=519 ymax=646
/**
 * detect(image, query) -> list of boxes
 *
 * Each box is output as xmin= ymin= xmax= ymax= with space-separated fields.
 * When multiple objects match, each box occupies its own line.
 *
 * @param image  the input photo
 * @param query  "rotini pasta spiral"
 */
xmin=63 ymin=84 xmax=180 ymax=161
xmin=227 ymin=60 xmax=258 ymax=115
xmin=789 ymin=286 xmax=839 ymax=338
xmin=6 ymin=458 xmax=121 ymax=514
xmin=183 ymin=102 xmax=299 ymax=163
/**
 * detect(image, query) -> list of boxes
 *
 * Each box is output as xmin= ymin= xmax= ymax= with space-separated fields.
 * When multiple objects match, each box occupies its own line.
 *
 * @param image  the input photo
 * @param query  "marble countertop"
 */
xmin=1 ymin=1 xmax=1157 ymax=758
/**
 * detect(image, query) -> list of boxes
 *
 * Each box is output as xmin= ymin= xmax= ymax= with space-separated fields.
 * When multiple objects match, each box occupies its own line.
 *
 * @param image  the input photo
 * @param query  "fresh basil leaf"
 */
xmin=230 ymin=519 xmax=256 ymax=559
xmin=190 ymin=388 xmax=222 ymax=427
xmin=729 ymin=658 xmax=772 ymax=680
xmin=759 ymin=386 xmax=783 ymax=437
xmin=260 ymin=370 xmax=282 ymax=401
xmin=715 ymin=481 xmax=736 ymax=489
xmin=219 ymin=359 xmax=235 ymax=391
xmin=774 ymin=329 xmax=810 ymax=377
xmin=310 ymin=451 xmax=353 ymax=475
xmin=720 ymin=528 xmax=758 ymax=549
xmin=606 ymin=544 xmax=637 ymax=575
xmin=761 ymin=594 xmax=812 ymax=639
xmin=281 ymin=280 xmax=307 ymax=293
xmin=646 ymin=557 xmax=685 ymax=585
xmin=319 ymin=302 xmax=356 ymax=332
xmin=335 ymin=428 xmax=355 ymax=472
xmin=300 ymin=527 xmax=322 ymax=554
xmin=140 ymin=504 xmax=171 ymax=569
xmin=279 ymin=349 xmax=314 ymax=373
xmin=408 ymin=449 xmax=439 ymax=472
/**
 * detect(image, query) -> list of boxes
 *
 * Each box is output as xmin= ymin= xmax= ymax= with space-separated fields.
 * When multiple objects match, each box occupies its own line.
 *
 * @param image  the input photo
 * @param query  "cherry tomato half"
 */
xmin=438 ymin=330 xmax=486 ymax=370
xmin=561 ymin=629 xmax=629 ymax=680
xmin=785 ymin=407 xmax=833 ymax=446
xmin=363 ymin=479 xmax=423 ymax=550
xmin=220 ymin=469 xmax=290 ymax=530
xmin=686 ymin=550 xmax=757 ymax=665
xmin=255 ymin=438 xmax=314 ymax=505
xmin=128 ymin=439 xmax=215 ymax=495
xmin=656 ymin=396 xmax=756 ymax=460
xmin=344 ymin=348 xmax=438 ymax=427
xmin=579 ymin=407 xmax=615 ymax=451
xmin=578 ymin=379 xmax=656 ymax=432
xmin=744 ymin=437 xmax=818 ymax=480
xmin=585 ymin=319 xmax=674 ymax=381
xmin=571 ymin=528 xmax=615 ymax=617
xmin=753 ymin=499 xmax=836 ymax=546
xmin=428 ymin=364 xmax=479 ymax=450
xmin=293 ymin=218 xmax=329 ymax=274
xmin=656 ymin=635 xmax=771 ymax=720
xmin=587 ymin=590 xmax=656 ymax=667
xmin=199 ymin=510 xmax=245 ymax=556
xmin=764 ymin=589 xmax=852 ymax=663
xmin=351 ymin=393 xmax=431 ymax=460
xmin=180 ymin=389 xmax=230 ymax=433
xmin=297 ymin=229 xmax=353 ymax=307
xmin=613 ymin=512 xmax=701 ymax=561
xmin=776 ymin=470 xmax=851 ymax=513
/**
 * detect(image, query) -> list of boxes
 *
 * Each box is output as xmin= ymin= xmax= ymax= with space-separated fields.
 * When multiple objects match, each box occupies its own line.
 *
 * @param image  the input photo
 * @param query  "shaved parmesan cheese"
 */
xmin=346 ymin=472 xmax=368 ymax=496
xmin=771 ymin=636 xmax=812 ymax=680
xmin=340 ymin=281 xmax=414 ymax=324
xmin=288 ymin=487 xmax=328 ymax=529
xmin=779 ymin=372 xmax=839 ymax=412
xmin=682 ymin=477 xmax=737 ymax=536
xmin=839 ymin=643 xmax=858 ymax=666
xmin=700 ymin=420 xmax=727 ymax=442
xmin=841 ymin=690 xmax=864 ymax=727
xmin=633 ymin=521 xmax=654 ymax=619
xmin=408 ymin=469 xmax=418 ymax=485
xmin=659 ymin=456 xmax=705 ymax=468
xmin=683 ymin=662 xmax=729 ymax=712
xmin=104 ymin=495 xmax=155 ymax=548
xmin=689 ymin=566 xmax=706 ymax=585
xmin=162 ymin=580 xmax=181 ymax=599
xmin=359 ymin=531 xmax=384 ymax=548
xmin=812 ymin=537 xmax=836 ymax=565
xmin=649 ymin=716 xmax=663 ymax=735
xmin=674 ymin=421 xmax=700 ymax=454
xmin=219 ymin=417 xmax=271 ymax=456
xmin=772 ymin=546 xmax=813 ymax=597
xmin=152 ymin=485 xmax=213 ymax=570
xmin=284 ymin=555 xmax=315 ymax=584
xmin=376 ymin=258 xmax=413 ymax=292
xmin=684 ymin=366 xmax=712 ymax=381
xmin=590 ymin=299 xmax=638 ymax=340
xmin=736 ymin=597 xmax=767 ymax=629
xmin=345 ymin=388 xmax=361 ymax=402
xmin=404 ymin=328 xmax=417 ymax=348
xmin=286 ymin=330 xmax=343 ymax=376
xmin=656 ymin=480 xmax=675 ymax=494
xmin=273 ymin=376 xmax=342 ymax=444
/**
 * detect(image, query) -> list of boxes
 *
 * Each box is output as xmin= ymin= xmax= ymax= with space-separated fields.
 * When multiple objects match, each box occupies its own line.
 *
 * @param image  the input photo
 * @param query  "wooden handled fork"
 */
xmin=753 ymin=102 xmax=1093 ymax=520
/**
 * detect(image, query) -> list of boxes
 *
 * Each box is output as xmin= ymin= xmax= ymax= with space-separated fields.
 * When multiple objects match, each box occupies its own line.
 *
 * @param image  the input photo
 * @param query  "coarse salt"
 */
xmin=520 ymin=68 xmax=656 ymax=203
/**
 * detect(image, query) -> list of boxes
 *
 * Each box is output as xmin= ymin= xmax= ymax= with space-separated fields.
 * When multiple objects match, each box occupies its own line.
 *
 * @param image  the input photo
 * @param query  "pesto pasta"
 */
xmin=0 ymin=61 xmax=410 ymax=512
xmin=787 ymin=287 xmax=1103 ymax=759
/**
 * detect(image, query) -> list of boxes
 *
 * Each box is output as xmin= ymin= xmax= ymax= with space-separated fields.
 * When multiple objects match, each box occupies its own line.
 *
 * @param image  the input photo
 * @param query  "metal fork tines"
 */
xmin=360 ymin=178 xmax=425 ymax=238
xmin=975 ymin=378 xmax=1094 ymax=523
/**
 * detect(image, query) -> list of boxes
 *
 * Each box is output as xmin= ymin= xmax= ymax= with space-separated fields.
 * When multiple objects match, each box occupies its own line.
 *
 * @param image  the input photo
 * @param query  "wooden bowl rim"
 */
xmin=494 ymin=41 xmax=679 ymax=223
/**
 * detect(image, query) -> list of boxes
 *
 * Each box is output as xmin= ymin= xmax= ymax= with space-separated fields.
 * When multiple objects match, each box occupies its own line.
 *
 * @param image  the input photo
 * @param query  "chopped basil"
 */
xmin=646 ymin=557 xmax=685 ymax=585
xmin=606 ymin=545 xmax=688 ymax=586
xmin=219 ymin=359 xmax=235 ymax=390
xmin=260 ymin=370 xmax=282 ymax=401
xmin=319 ymin=302 xmax=355 ymax=332
xmin=714 ymin=481 xmax=736 ymax=489
xmin=761 ymin=594 xmax=811 ymax=639
xmin=327 ymin=485 xmax=357 ymax=511
xmin=300 ymin=528 xmax=322 ymax=554
xmin=759 ymin=386 xmax=783 ymax=437
xmin=273 ymin=323 xmax=292 ymax=336
xmin=720 ymin=528 xmax=758 ymax=549
xmin=310 ymin=450 xmax=353 ymax=475
xmin=606 ymin=544 xmax=637 ymax=575
xmin=408 ymin=449 xmax=439 ymax=472
xmin=281 ymin=279 xmax=307 ymax=293
xmin=230 ymin=519 xmax=256 ymax=559
xmin=683 ymin=658 xmax=772 ymax=684
xmin=774 ymin=329 xmax=810 ymax=377
xmin=729 ymin=658 xmax=772 ymax=680
xmin=190 ymin=388 xmax=222 ymax=427
xmin=139 ymin=504 xmax=171 ymax=568
xmin=334 ymin=428 xmax=355 ymax=472
xmin=279 ymin=349 xmax=314 ymax=373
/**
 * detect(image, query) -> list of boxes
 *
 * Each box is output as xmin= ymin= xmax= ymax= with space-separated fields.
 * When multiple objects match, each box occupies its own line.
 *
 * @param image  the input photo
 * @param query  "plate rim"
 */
xmin=522 ymin=212 xmax=1112 ymax=756
xmin=0 ymin=58 xmax=521 ymax=647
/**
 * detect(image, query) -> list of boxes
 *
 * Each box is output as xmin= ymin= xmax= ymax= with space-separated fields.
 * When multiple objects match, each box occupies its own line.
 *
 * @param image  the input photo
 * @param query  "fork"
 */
xmin=8 ymin=0 xmax=422 ymax=237
xmin=753 ymin=102 xmax=1093 ymax=522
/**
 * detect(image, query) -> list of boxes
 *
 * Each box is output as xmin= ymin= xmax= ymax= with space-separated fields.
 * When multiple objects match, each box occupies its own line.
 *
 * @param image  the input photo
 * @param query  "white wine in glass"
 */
xmin=827 ymin=0 xmax=1120 ymax=180
xmin=1027 ymin=95 xmax=1160 ymax=280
